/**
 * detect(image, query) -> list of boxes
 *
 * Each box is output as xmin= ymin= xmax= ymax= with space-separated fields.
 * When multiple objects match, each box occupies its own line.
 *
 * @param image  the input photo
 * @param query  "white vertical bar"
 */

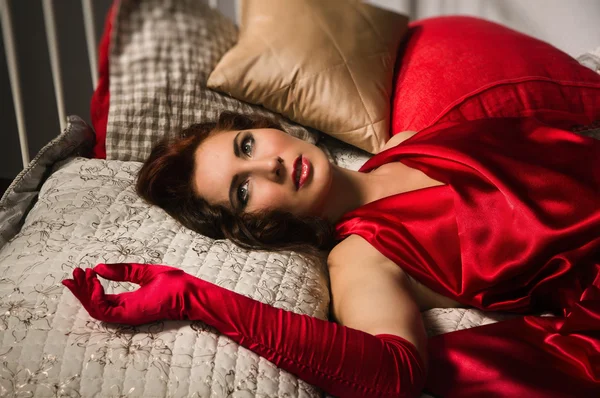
xmin=42 ymin=0 xmax=67 ymax=131
xmin=1 ymin=0 xmax=30 ymax=167
xmin=82 ymin=0 xmax=98 ymax=89
xmin=209 ymin=0 xmax=218 ymax=9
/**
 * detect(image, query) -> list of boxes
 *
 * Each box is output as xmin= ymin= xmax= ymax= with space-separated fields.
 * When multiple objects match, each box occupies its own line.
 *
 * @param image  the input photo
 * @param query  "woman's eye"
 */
xmin=237 ymin=181 xmax=249 ymax=206
xmin=241 ymin=134 xmax=254 ymax=156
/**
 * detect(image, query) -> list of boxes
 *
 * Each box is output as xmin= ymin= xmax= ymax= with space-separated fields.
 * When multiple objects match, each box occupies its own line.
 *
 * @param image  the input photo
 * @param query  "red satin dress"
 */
xmin=335 ymin=117 xmax=600 ymax=397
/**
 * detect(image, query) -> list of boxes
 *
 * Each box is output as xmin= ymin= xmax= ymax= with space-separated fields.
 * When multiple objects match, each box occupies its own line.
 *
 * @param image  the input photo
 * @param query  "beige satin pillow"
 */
xmin=207 ymin=0 xmax=409 ymax=153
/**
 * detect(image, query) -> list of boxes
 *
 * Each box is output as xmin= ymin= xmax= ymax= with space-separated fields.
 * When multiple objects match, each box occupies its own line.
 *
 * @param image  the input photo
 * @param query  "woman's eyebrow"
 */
xmin=233 ymin=131 xmax=242 ymax=158
xmin=229 ymin=132 xmax=243 ymax=210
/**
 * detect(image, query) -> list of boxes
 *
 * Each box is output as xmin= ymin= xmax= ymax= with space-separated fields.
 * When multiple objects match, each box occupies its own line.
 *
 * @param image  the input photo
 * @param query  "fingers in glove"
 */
xmin=84 ymin=268 xmax=121 ymax=322
xmin=94 ymin=263 xmax=180 ymax=285
xmin=85 ymin=267 xmax=96 ymax=284
xmin=88 ymin=270 xmax=118 ymax=321
xmin=73 ymin=267 xmax=90 ymax=301
xmin=83 ymin=268 xmax=105 ymax=318
xmin=62 ymin=268 xmax=96 ymax=317
xmin=62 ymin=268 xmax=126 ymax=323
xmin=62 ymin=271 xmax=78 ymax=294
xmin=61 ymin=278 xmax=76 ymax=292
xmin=62 ymin=278 xmax=85 ymax=306
xmin=62 ymin=268 xmax=85 ymax=299
xmin=73 ymin=267 xmax=86 ymax=284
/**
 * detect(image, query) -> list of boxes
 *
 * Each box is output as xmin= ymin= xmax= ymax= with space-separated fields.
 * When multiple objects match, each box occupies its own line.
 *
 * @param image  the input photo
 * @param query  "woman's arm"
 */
xmin=328 ymin=234 xmax=428 ymax=367
xmin=63 ymin=259 xmax=426 ymax=398
xmin=379 ymin=131 xmax=418 ymax=153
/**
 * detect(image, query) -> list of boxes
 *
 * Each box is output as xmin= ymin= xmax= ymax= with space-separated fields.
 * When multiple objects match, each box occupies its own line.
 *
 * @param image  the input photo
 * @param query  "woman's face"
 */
xmin=193 ymin=128 xmax=333 ymax=218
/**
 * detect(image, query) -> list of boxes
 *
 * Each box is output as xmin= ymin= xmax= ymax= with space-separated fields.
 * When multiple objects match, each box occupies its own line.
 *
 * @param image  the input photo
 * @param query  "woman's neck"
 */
xmin=320 ymin=163 xmax=393 ymax=223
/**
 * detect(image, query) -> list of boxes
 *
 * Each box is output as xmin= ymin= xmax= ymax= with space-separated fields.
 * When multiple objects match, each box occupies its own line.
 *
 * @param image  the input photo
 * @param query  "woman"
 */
xmin=63 ymin=112 xmax=600 ymax=397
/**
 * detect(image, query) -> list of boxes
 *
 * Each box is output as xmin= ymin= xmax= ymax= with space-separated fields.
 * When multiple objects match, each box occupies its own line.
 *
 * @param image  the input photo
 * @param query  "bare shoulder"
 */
xmin=379 ymin=130 xmax=418 ymax=153
xmin=327 ymin=235 xmax=427 ymax=358
xmin=327 ymin=235 xmax=410 ymax=302
xmin=328 ymin=234 xmax=393 ymax=270
xmin=329 ymin=236 xmax=465 ymax=312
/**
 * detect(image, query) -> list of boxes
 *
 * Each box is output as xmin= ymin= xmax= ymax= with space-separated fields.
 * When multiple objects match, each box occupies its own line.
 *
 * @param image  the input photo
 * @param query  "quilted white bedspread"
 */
xmin=0 ymin=117 xmax=512 ymax=397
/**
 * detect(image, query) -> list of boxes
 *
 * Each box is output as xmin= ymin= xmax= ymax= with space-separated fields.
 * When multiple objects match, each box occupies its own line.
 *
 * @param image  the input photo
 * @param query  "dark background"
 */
xmin=1 ymin=0 xmax=112 ymax=194
xmin=0 ymin=0 xmax=237 ymax=197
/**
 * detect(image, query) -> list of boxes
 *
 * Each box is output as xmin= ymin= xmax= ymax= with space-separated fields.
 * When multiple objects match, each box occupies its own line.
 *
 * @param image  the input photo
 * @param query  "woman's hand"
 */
xmin=63 ymin=263 xmax=425 ymax=397
xmin=62 ymin=263 xmax=197 ymax=325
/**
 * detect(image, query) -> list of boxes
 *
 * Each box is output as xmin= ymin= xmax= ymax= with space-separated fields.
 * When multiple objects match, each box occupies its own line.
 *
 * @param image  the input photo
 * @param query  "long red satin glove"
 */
xmin=62 ymin=263 xmax=425 ymax=398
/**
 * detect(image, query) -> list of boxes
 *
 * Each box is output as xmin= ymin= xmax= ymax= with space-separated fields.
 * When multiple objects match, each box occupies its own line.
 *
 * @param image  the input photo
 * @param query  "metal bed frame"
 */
xmin=0 ymin=0 xmax=236 ymax=170
xmin=1 ymin=0 xmax=101 ymax=167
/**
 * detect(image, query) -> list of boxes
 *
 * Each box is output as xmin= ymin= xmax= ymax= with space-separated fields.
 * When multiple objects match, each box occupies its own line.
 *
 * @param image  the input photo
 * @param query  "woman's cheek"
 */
xmin=255 ymin=183 xmax=291 ymax=213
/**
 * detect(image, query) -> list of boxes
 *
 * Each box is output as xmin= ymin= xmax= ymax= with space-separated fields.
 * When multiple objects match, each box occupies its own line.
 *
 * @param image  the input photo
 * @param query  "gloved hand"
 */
xmin=63 ymin=263 xmax=425 ymax=398
xmin=62 ymin=263 xmax=197 ymax=324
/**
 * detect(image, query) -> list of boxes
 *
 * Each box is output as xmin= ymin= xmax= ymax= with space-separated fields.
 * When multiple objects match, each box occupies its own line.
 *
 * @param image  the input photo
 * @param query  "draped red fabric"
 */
xmin=336 ymin=117 xmax=600 ymax=397
xmin=90 ymin=1 xmax=116 ymax=159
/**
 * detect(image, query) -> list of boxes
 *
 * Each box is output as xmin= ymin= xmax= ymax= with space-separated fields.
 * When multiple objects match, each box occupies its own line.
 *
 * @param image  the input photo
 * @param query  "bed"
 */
xmin=0 ymin=114 xmax=517 ymax=398
xmin=1 ymin=1 xmax=599 ymax=397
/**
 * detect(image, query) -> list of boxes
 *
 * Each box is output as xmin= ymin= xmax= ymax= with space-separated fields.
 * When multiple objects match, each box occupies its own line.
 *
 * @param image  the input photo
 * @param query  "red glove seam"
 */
xmin=241 ymin=334 xmax=411 ymax=398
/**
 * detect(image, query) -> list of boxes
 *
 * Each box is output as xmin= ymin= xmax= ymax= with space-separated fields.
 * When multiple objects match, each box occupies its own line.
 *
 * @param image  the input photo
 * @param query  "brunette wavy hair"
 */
xmin=135 ymin=111 xmax=336 ymax=260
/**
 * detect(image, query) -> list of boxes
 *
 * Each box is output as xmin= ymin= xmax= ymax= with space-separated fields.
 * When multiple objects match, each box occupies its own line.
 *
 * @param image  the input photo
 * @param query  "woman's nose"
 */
xmin=251 ymin=157 xmax=283 ymax=180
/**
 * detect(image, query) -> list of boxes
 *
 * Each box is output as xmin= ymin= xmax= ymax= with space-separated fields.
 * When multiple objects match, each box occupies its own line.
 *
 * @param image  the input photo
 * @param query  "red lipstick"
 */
xmin=292 ymin=155 xmax=311 ymax=190
xmin=299 ymin=157 xmax=311 ymax=189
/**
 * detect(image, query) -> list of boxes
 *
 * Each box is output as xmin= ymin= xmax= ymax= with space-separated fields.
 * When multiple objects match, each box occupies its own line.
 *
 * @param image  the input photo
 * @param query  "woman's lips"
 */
xmin=292 ymin=155 xmax=311 ymax=190
xmin=299 ymin=157 xmax=311 ymax=189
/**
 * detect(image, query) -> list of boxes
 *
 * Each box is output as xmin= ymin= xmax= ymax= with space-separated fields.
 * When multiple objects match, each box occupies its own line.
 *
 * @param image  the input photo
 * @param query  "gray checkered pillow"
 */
xmin=107 ymin=0 xmax=318 ymax=161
